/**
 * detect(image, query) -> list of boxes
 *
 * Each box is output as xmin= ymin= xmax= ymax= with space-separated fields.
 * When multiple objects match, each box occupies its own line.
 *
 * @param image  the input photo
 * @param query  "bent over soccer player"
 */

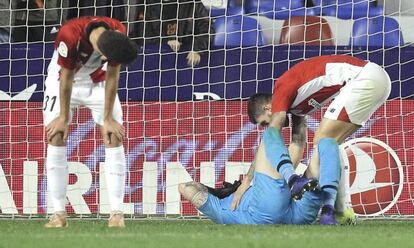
xmin=43 ymin=16 xmax=138 ymax=228
xmin=247 ymin=55 xmax=391 ymax=224
xmin=178 ymin=127 xmax=342 ymax=225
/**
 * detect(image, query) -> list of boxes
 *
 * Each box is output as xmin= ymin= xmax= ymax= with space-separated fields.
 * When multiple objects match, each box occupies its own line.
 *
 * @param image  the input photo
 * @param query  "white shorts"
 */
xmin=43 ymin=75 xmax=123 ymax=126
xmin=324 ymin=62 xmax=391 ymax=126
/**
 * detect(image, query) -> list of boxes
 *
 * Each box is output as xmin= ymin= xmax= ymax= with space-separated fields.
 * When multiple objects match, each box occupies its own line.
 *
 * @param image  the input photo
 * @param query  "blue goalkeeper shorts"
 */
xmin=198 ymin=172 xmax=322 ymax=225
xmin=288 ymin=190 xmax=322 ymax=224
xmin=198 ymin=172 xmax=291 ymax=224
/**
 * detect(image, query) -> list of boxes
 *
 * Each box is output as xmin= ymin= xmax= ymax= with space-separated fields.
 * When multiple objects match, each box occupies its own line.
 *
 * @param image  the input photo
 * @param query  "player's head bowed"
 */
xmin=247 ymin=93 xmax=272 ymax=124
xmin=97 ymin=30 xmax=138 ymax=65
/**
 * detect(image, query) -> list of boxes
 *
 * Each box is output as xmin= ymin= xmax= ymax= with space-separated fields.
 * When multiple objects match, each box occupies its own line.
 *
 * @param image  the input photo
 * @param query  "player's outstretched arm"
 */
xmin=230 ymin=160 xmax=255 ymax=210
xmin=46 ymin=68 xmax=74 ymax=143
xmin=178 ymin=182 xmax=208 ymax=208
xmin=289 ymin=115 xmax=307 ymax=167
xmin=104 ymin=64 xmax=120 ymax=121
xmin=206 ymin=180 xmax=241 ymax=199
xmin=103 ymin=64 xmax=125 ymax=145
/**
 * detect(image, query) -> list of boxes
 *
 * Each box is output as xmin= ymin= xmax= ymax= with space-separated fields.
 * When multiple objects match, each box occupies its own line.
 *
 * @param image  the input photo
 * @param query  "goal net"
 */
xmin=0 ymin=0 xmax=413 ymax=219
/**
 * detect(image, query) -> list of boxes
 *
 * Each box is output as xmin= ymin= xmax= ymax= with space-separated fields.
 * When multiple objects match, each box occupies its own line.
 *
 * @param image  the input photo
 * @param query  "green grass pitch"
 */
xmin=0 ymin=219 xmax=413 ymax=248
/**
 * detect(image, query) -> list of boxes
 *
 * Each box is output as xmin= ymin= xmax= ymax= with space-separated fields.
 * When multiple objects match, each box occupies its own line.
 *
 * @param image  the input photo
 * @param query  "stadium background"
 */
xmin=0 ymin=0 xmax=413 ymax=218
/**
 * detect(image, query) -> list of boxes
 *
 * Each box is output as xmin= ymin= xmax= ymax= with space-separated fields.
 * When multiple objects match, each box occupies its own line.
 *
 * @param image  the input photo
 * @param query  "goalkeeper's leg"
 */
xmin=335 ymin=148 xmax=356 ymax=225
xmin=262 ymin=127 xmax=318 ymax=200
xmin=317 ymin=138 xmax=342 ymax=225
xmin=306 ymin=120 xmax=360 ymax=225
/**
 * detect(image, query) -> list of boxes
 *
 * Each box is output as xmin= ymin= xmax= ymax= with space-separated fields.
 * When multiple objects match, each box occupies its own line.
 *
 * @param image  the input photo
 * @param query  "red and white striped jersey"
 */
xmin=272 ymin=55 xmax=368 ymax=116
xmin=47 ymin=16 xmax=126 ymax=83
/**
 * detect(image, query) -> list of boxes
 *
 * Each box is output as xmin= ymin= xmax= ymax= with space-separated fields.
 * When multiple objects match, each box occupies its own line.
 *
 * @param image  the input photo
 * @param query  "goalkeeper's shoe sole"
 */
xmin=44 ymin=212 xmax=68 ymax=228
xmin=108 ymin=212 xmax=125 ymax=228
xmin=290 ymin=177 xmax=319 ymax=201
xmin=336 ymin=208 xmax=357 ymax=225
xmin=320 ymin=205 xmax=338 ymax=225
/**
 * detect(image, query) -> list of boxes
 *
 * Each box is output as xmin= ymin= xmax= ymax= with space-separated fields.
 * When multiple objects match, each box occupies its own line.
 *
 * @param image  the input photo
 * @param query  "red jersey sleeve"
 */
xmin=54 ymin=26 xmax=79 ymax=70
xmin=114 ymin=21 xmax=127 ymax=35
xmin=271 ymin=76 xmax=298 ymax=114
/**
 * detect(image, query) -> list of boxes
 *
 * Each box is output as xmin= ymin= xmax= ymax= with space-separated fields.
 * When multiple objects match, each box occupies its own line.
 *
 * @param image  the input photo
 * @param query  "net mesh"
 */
xmin=0 ymin=0 xmax=413 ymax=218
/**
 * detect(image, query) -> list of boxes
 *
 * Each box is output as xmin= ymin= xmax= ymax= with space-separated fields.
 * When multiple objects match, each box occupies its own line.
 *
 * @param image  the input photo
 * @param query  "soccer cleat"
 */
xmin=289 ymin=175 xmax=319 ymax=200
xmin=44 ymin=212 xmax=68 ymax=228
xmin=320 ymin=205 xmax=338 ymax=225
xmin=108 ymin=211 xmax=125 ymax=228
xmin=336 ymin=207 xmax=357 ymax=225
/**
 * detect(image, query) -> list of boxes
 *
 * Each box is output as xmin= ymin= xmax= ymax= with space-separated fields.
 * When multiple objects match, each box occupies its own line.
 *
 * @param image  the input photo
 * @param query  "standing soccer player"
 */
xmin=43 ymin=16 xmax=138 ymax=228
xmin=245 ymin=55 xmax=391 ymax=225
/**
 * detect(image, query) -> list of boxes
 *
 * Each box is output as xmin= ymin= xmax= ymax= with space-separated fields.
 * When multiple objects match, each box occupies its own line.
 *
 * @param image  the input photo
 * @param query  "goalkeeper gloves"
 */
xmin=206 ymin=180 xmax=242 ymax=199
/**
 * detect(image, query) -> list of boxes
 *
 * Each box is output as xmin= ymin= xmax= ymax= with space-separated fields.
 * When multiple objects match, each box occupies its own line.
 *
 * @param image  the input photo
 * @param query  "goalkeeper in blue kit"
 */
xmin=179 ymin=127 xmax=341 ymax=225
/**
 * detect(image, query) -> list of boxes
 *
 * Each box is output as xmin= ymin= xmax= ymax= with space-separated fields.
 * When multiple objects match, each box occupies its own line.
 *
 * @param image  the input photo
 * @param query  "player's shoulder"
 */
xmin=274 ymin=66 xmax=302 ymax=90
xmin=59 ymin=16 xmax=125 ymax=36
xmin=56 ymin=18 xmax=85 ymax=44
xmin=91 ymin=16 xmax=126 ymax=34
xmin=308 ymin=54 xmax=367 ymax=66
xmin=59 ymin=17 xmax=87 ymax=33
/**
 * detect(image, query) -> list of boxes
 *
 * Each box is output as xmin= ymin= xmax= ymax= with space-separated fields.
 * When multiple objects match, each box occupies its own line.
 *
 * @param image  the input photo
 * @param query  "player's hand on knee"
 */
xmin=187 ymin=51 xmax=201 ymax=67
xmin=46 ymin=116 xmax=69 ymax=143
xmin=167 ymin=40 xmax=181 ymax=52
xmin=103 ymin=118 xmax=125 ymax=145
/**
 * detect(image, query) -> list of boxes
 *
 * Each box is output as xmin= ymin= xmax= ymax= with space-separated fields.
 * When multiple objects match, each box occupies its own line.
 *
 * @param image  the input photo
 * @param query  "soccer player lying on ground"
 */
xmin=43 ymin=16 xmax=138 ymax=228
xmin=246 ymin=55 xmax=391 ymax=224
xmin=179 ymin=127 xmax=341 ymax=225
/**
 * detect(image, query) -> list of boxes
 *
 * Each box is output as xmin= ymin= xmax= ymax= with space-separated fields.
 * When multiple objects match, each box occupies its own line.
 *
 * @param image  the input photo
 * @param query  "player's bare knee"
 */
xmin=316 ymin=119 xmax=361 ymax=144
xmin=48 ymin=134 xmax=66 ymax=146
xmin=314 ymin=131 xmax=350 ymax=146
xmin=101 ymin=137 xmax=122 ymax=148
xmin=108 ymin=136 xmax=123 ymax=147
xmin=97 ymin=125 xmax=122 ymax=148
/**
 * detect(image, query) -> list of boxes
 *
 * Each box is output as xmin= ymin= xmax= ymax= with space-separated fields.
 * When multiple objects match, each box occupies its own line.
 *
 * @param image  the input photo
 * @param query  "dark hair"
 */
xmin=97 ymin=30 xmax=138 ymax=65
xmin=247 ymin=93 xmax=272 ymax=124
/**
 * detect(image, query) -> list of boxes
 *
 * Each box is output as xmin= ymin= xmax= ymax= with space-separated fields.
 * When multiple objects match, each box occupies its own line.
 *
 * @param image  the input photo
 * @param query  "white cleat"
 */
xmin=108 ymin=211 xmax=125 ymax=228
xmin=44 ymin=212 xmax=68 ymax=228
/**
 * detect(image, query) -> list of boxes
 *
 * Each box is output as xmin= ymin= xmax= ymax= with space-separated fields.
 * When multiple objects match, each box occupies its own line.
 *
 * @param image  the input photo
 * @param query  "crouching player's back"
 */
xmin=179 ymin=127 xmax=323 ymax=225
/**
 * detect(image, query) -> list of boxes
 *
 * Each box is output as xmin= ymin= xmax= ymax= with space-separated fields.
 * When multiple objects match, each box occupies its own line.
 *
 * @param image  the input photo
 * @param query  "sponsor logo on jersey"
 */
xmin=342 ymin=138 xmax=403 ymax=216
xmin=308 ymin=98 xmax=322 ymax=110
xmin=58 ymin=41 xmax=68 ymax=58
